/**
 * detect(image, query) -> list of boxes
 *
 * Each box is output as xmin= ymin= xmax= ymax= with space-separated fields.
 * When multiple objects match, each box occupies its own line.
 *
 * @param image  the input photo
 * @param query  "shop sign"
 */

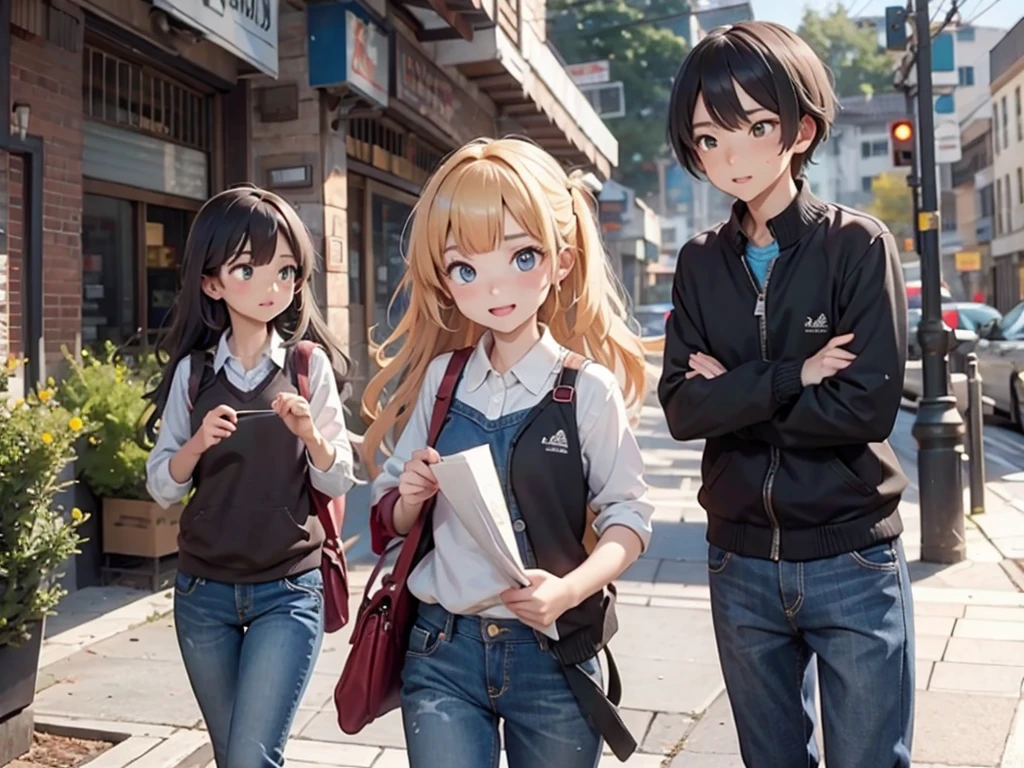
xmin=955 ymin=250 xmax=981 ymax=272
xmin=154 ymin=0 xmax=279 ymax=78
xmin=394 ymin=37 xmax=493 ymax=144
xmin=566 ymin=60 xmax=610 ymax=86
xmin=307 ymin=6 xmax=389 ymax=109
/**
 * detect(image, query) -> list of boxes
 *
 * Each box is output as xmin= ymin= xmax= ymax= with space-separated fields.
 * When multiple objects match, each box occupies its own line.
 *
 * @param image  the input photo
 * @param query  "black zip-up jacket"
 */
xmin=658 ymin=182 xmax=909 ymax=562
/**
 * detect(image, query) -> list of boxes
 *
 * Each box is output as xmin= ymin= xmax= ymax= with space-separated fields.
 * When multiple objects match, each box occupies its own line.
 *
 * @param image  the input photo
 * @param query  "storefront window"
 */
xmin=82 ymin=195 xmax=136 ymax=346
xmin=145 ymin=205 xmax=191 ymax=341
xmin=371 ymin=191 xmax=414 ymax=345
xmin=348 ymin=189 xmax=365 ymax=306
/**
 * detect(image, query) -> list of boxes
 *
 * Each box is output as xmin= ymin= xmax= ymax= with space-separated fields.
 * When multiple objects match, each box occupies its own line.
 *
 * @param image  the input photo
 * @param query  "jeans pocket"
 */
xmin=406 ymin=620 xmax=445 ymax=658
xmin=284 ymin=568 xmax=324 ymax=603
xmin=848 ymin=541 xmax=899 ymax=571
xmin=708 ymin=544 xmax=732 ymax=574
xmin=175 ymin=569 xmax=201 ymax=596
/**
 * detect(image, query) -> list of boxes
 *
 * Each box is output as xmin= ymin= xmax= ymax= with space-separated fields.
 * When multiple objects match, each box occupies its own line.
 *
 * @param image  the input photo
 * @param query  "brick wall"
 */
xmin=6 ymin=32 xmax=83 ymax=361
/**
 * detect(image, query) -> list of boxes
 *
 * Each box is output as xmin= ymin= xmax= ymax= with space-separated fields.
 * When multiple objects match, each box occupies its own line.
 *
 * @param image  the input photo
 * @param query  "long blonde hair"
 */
xmin=360 ymin=137 xmax=647 ymax=477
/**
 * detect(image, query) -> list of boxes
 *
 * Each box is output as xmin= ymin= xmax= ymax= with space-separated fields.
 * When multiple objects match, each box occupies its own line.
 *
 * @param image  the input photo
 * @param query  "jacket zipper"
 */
xmin=741 ymin=257 xmax=782 ymax=561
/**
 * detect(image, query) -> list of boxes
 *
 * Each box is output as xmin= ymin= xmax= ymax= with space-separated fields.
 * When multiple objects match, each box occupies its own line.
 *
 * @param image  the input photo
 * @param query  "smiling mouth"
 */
xmin=732 ymin=176 xmax=753 ymax=184
xmin=489 ymin=304 xmax=516 ymax=317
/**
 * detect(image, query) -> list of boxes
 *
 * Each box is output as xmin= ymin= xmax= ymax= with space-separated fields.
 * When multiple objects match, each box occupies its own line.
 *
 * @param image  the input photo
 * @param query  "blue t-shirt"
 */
xmin=745 ymin=240 xmax=779 ymax=289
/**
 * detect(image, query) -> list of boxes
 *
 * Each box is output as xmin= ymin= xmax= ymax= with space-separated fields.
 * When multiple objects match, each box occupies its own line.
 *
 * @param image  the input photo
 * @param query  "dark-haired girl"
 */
xmin=145 ymin=186 xmax=355 ymax=768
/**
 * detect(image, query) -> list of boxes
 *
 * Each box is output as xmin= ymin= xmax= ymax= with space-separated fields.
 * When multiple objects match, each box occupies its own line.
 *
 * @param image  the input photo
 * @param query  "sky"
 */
xmin=750 ymin=0 xmax=1021 ymax=32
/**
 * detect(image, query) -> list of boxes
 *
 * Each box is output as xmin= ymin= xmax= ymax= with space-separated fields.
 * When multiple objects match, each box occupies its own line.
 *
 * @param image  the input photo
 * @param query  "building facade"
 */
xmin=989 ymin=17 xmax=1024 ymax=312
xmin=1 ymin=0 xmax=618 ymax=405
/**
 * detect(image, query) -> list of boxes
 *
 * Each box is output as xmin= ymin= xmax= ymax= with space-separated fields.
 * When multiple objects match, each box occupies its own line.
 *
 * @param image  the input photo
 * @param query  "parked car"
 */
xmin=632 ymin=303 xmax=673 ymax=337
xmin=906 ymin=301 xmax=989 ymax=359
xmin=974 ymin=300 xmax=1024 ymax=429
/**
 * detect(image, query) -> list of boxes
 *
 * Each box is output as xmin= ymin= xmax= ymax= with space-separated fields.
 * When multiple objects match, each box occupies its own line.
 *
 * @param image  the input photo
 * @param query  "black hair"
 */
xmin=668 ymin=21 xmax=838 ymax=179
xmin=143 ymin=184 xmax=349 ymax=442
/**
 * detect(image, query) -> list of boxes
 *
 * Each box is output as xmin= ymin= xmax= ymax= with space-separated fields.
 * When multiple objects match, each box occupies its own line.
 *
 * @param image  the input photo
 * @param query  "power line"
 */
xmin=963 ymin=0 xmax=1005 ymax=26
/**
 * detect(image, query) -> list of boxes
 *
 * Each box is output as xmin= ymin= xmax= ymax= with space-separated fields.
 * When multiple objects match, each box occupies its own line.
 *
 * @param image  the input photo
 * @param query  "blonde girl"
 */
xmin=362 ymin=137 xmax=654 ymax=767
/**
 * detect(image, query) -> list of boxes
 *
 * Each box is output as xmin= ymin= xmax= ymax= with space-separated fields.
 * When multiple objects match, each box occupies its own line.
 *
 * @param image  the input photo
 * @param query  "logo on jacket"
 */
xmin=805 ymin=314 xmax=829 ymax=334
xmin=541 ymin=429 xmax=569 ymax=454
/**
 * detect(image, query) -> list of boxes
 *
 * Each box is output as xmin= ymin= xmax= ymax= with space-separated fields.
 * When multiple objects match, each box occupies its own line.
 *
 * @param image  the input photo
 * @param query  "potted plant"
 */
xmin=61 ymin=343 xmax=181 ymax=564
xmin=0 ymin=356 xmax=90 ymax=732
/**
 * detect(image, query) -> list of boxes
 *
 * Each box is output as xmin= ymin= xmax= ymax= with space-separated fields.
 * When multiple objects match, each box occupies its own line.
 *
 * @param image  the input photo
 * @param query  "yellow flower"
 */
xmin=71 ymin=507 xmax=84 ymax=522
xmin=81 ymin=349 xmax=89 ymax=358
xmin=41 ymin=433 xmax=53 ymax=445
xmin=88 ymin=436 xmax=98 ymax=445
xmin=5 ymin=356 xmax=16 ymax=373
xmin=47 ymin=376 xmax=55 ymax=387
xmin=38 ymin=389 xmax=53 ymax=403
xmin=69 ymin=416 xmax=83 ymax=431
xmin=13 ymin=398 xmax=24 ymax=408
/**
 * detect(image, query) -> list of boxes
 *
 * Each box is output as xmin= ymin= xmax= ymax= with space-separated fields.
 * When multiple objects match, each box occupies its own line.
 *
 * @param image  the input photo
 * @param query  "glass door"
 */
xmin=367 ymin=182 xmax=417 ymax=351
xmin=82 ymin=194 xmax=136 ymax=347
xmin=144 ymin=205 xmax=193 ymax=345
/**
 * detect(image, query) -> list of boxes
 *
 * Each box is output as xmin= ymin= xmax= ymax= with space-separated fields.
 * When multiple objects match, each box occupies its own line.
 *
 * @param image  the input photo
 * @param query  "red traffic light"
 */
xmin=890 ymin=119 xmax=915 ymax=167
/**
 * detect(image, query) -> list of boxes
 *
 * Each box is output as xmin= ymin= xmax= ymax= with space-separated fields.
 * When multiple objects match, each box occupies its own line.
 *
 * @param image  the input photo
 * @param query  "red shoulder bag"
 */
xmin=333 ymin=347 xmax=471 ymax=734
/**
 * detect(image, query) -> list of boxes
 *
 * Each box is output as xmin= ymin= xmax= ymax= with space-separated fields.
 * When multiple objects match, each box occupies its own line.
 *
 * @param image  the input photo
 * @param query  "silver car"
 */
xmin=975 ymin=301 xmax=1024 ymax=429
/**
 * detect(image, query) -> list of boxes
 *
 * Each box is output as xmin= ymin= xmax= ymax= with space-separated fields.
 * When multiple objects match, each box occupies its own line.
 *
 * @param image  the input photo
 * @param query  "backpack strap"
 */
xmin=552 ymin=350 xmax=588 ymax=403
xmin=187 ymin=351 xmax=213 ymax=413
xmin=293 ymin=340 xmax=317 ymax=400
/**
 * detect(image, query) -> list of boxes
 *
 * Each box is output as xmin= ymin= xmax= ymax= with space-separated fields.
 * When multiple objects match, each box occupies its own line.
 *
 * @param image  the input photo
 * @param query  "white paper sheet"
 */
xmin=431 ymin=444 xmax=558 ymax=640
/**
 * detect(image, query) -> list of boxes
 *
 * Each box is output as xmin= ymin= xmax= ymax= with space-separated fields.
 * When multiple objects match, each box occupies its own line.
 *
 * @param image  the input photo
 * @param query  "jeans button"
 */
xmin=486 ymin=623 xmax=500 ymax=638
xmin=512 ymin=519 xmax=526 ymax=533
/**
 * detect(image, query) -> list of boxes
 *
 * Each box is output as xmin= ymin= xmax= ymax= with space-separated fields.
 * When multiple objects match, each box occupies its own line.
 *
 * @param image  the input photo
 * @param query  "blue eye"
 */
xmin=448 ymin=263 xmax=477 ymax=285
xmin=231 ymin=264 xmax=254 ymax=281
xmin=514 ymin=249 xmax=539 ymax=272
xmin=279 ymin=266 xmax=297 ymax=281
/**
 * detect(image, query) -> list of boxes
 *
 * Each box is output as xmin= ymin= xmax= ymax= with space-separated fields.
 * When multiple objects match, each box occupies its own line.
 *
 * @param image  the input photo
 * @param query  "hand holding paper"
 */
xmin=500 ymin=570 xmax=580 ymax=632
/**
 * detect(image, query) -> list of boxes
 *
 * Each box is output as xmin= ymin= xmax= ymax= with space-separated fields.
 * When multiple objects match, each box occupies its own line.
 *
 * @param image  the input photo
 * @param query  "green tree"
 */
xmin=797 ymin=4 xmax=897 ymax=99
xmin=548 ymin=0 xmax=688 ymax=197
xmin=866 ymin=172 xmax=914 ymax=243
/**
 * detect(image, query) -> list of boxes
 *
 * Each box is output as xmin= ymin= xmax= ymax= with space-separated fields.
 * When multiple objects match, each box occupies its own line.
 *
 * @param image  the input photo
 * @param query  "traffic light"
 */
xmin=890 ymin=119 xmax=915 ymax=167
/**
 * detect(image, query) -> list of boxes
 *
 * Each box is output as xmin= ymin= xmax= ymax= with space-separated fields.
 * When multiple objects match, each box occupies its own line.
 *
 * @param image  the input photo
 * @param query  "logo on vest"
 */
xmin=541 ymin=429 xmax=569 ymax=454
xmin=805 ymin=313 xmax=829 ymax=334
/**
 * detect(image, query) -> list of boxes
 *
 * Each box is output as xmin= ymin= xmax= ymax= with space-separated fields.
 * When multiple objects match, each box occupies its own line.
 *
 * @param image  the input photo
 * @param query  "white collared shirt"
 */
xmin=371 ymin=328 xmax=654 ymax=620
xmin=146 ymin=330 xmax=355 ymax=508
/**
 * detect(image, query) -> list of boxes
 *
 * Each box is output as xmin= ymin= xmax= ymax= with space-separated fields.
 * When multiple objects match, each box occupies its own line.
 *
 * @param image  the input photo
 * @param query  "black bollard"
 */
xmin=966 ymin=353 xmax=986 ymax=516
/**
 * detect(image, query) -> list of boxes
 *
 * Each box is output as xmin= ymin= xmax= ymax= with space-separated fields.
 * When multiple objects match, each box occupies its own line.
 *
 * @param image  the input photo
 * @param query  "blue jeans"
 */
xmin=173 ymin=568 xmax=324 ymax=768
xmin=708 ymin=539 xmax=915 ymax=768
xmin=401 ymin=602 xmax=603 ymax=768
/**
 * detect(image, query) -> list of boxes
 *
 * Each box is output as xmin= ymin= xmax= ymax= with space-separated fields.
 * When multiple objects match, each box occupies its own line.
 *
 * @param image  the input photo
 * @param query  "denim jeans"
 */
xmin=708 ymin=538 xmax=915 ymax=768
xmin=173 ymin=568 xmax=324 ymax=768
xmin=401 ymin=602 xmax=602 ymax=768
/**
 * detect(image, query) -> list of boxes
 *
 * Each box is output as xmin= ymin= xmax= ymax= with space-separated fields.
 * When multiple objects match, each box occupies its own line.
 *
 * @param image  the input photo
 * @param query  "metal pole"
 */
xmin=905 ymin=89 xmax=922 ymax=256
xmin=912 ymin=0 xmax=966 ymax=563
xmin=966 ymin=353 xmax=986 ymax=515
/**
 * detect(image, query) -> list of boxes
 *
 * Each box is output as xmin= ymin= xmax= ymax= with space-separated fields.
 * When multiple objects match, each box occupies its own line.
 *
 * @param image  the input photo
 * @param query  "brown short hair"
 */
xmin=668 ymin=21 xmax=838 ymax=179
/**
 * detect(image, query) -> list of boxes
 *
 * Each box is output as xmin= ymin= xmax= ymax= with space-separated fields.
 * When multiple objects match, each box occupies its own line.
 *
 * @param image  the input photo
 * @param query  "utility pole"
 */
xmin=909 ymin=0 xmax=966 ymax=564
xmin=904 ymin=89 xmax=922 ymax=256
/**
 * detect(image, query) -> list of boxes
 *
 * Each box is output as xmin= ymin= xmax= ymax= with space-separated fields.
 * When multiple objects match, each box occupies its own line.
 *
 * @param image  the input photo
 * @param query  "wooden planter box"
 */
xmin=101 ymin=498 xmax=183 ymax=558
xmin=0 ymin=619 xmax=43 ymax=722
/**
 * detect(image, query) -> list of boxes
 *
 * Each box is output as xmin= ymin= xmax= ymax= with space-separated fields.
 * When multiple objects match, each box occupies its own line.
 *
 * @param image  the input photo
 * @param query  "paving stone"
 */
xmin=598 ymin=754 xmax=664 ymax=766
xmin=299 ymin=672 xmax=340 ymax=711
xmin=641 ymin=712 xmax=695 ymax=755
xmin=615 ymin=653 xmax=723 ymax=715
xmin=653 ymin=560 xmax=710 ymax=590
xmin=299 ymin=708 xmax=405 ymax=748
xmin=916 ymin=602 xmax=967 ymax=618
xmin=81 ymin=618 xmax=182 ymax=663
xmin=916 ymin=634 xmax=949 ymax=661
xmin=916 ymin=615 xmax=957 ymax=637
xmin=671 ymin=753 xmax=745 ymax=768
xmin=129 ymin=730 xmax=208 ymax=768
xmin=609 ymin=709 xmax=656 ymax=755
xmin=80 ymin=738 xmax=163 ymax=768
xmin=929 ymin=661 xmax=1024 ymax=697
xmin=621 ymin=558 xmax=660 ymax=583
xmin=955 ymin=619 xmax=1024 ymax=642
xmin=680 ymin=695 xmax=739 ymax=755
xmin=613 ymin=604 xmax=719 ymax=665
xmin=912 ymin=690 xmax=1017 ymax=766
xmin=945 ymin=637 xmax=1024 ymax=667
xmin=285 ymin=739 xmax=379 ymax=766
xmin=918 ymin=661 xmax=934 ymax=689
xmin=33 ymin=655 xmax=200 ymax=727
xmin=965 ymin=605 xmax=1024 ymax=622
xmin=649 ymin=597 xmax=712 ymax=611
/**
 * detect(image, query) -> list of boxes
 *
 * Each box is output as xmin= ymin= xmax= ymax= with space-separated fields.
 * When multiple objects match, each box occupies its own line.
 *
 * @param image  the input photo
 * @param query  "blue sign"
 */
xmin=933 ymin=32 xmax=955 ymax=73
xmin=307 ymin=3 xmax=389 ymax=108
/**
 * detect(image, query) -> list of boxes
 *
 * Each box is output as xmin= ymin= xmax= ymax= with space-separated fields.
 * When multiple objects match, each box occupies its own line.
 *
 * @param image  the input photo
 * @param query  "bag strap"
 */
xmin=187 ymin=351 xmax=211 ymax=413
xmin=552 ymin=351 xmax=587 ymax=403
xmin=388 ymin=347 xmax=473 ymax=588
xmin=294 ymin=340 xmax=317 ymax=401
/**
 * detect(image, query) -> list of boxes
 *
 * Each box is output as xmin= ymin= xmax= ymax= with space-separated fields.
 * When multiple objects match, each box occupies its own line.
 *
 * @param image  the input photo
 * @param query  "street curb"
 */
xmin=33 ymin=716 xmax=208 ymax=768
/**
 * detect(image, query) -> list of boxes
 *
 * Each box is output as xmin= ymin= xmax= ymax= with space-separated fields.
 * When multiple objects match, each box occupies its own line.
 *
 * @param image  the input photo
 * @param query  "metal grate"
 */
xmin=346 ymin=117 xmax=445 ymax=185
xmin=83 ymin=44 xmax=211 ymax=152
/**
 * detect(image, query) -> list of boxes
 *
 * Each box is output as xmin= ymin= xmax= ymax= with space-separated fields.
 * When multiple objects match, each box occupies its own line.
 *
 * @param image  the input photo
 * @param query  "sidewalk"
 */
xmin=28 ymin=398 xmax=1024 ymax=768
